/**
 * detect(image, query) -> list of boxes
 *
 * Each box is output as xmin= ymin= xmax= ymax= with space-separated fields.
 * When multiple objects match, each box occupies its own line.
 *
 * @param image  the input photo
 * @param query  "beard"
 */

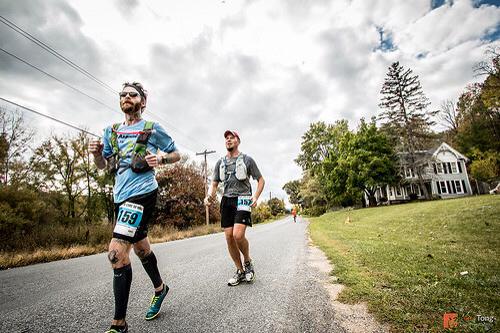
xmin=121 ymin=100 xmax=142 ymax=114
xmin=226 ymin=146 xmax=234 ymax=152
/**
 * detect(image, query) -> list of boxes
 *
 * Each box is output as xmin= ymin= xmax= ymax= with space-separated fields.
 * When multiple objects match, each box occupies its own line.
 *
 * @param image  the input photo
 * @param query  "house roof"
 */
xmin=431 ymin=142 xmax=469 ymax=162
xmin=397 ymin=142 xmax=469 ymax=163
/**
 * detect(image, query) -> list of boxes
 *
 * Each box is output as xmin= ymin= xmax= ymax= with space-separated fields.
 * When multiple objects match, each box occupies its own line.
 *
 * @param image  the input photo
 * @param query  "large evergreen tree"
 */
xmin=379 ymin=61 xmax=436 ymax=199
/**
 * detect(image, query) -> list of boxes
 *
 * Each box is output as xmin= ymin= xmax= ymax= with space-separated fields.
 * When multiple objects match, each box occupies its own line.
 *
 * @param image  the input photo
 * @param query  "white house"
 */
xmin=370 ymin=142 xmax=472 ymax=204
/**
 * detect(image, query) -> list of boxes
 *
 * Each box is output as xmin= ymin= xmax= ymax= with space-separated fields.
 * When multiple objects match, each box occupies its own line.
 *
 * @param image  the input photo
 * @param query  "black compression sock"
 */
xmin=113 ymin=264 xmax=132 ymax=320
xmin=155 ymin=284 xmax=164 ymax=296
xmin=140 ymin=251 xmax=163 ymax=289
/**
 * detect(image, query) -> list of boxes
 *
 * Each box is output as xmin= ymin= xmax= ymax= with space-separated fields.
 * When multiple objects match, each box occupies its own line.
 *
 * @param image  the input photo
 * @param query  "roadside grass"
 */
xmin=0 ymin=214 xmax=283 ymax=270
xmin=0 ymin=223 xmax=222 ymax=269
xmin=309 ymin=195 xmax=500 ymax=333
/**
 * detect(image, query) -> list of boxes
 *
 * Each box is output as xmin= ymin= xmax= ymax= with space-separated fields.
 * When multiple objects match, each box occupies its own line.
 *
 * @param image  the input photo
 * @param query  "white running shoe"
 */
xmin=228 ymin=269 xmax=245 ymax=286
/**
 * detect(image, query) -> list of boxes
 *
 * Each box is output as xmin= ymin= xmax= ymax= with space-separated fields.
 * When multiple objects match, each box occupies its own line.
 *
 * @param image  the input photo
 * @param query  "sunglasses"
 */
xmin=119 ymin=91 xmax=139 ymax=98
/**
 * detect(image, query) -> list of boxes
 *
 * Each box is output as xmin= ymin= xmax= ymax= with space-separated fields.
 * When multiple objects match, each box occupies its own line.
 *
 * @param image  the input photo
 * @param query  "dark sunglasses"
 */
xmin=119 ymin=91 xmax=139 ymax=98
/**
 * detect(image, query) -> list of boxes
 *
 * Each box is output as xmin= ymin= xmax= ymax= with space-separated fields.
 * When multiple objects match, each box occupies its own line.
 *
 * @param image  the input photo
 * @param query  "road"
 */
xmin=0 ymin=217 xmax=344 ymax=333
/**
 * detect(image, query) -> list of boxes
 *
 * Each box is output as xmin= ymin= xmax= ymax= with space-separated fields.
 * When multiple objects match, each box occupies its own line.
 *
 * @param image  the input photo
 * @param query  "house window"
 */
xmin=389 ymin=188 xmax=393 ymax=196
xmin=396 ymin=187 xmax=401 ymax=196
xmin=440 ymin=181 xmax=447 ymax=194
xmin=436 ymin=163 xmax=443 ymax=174
xmin=451 ymin=162 xmax=457 ymax=173
xmin=455 ymin=180 xmax=463 ymax=193
xmin=405 ymin=167 xmax=414 ymax=178
xmin=411 ymin=184 xmax=421 ymax=196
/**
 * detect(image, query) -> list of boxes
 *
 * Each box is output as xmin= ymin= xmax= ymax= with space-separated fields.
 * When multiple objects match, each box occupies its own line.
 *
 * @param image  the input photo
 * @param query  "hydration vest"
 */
xmin=219 ymin=153 xmax=248 ymax=182
xmin=107 ymin=121 xmax=155 ymax=175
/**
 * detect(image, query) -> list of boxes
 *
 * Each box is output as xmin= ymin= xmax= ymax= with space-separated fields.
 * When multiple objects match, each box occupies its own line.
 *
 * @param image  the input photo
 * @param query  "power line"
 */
xmin=0 ymin=15 xmax=117 ymax=95
xmin=0 ymin=16 xmax=206 ymax=152
xmin=0 ymin=47 xmax=121 ymax=115
xmin=0 ymin=47 xmax=203 ymax=151
xmin=0 ymin=97 xmax=100 ymax=138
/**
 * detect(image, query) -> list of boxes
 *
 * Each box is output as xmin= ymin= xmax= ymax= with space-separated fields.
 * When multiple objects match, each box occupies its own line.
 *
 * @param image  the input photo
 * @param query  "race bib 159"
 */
xmin=237 ymin=196 xmax=252 ymax=212
xmin=113 ymin=202 xmax=144 ymax=238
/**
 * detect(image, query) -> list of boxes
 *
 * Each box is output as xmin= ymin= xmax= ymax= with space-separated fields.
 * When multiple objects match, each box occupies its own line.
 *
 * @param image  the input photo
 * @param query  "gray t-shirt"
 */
xmin=213 ymin=153 xmax=262 ymax=197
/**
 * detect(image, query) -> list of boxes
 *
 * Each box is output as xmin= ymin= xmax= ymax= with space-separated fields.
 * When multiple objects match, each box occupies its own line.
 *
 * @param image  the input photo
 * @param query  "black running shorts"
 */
xmin=113 ymin=189 xmax=158 ymax=243
xmin=220 ymin=196 xmax=252 ymax=228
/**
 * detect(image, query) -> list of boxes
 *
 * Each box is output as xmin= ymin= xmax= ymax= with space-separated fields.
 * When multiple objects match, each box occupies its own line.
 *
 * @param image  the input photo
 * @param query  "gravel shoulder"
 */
xmin=306 ymin=235 xmax=390 ymax=333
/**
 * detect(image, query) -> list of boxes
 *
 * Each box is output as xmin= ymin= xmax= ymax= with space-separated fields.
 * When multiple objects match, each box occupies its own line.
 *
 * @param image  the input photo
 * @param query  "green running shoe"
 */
xmin=104 ymin=322 xmax=128 ymax=333
xmin=145 ymin=284 xmax=169 ymax=320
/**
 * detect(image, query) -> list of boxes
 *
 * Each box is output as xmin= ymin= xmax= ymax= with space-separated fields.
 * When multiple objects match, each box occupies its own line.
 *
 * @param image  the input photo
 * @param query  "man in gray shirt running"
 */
xmin=204 ymin=130 xmax=265 ymax=286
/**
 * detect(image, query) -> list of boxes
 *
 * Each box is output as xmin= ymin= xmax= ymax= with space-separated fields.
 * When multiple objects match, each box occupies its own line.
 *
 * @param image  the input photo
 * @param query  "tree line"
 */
xmin=0 ymin=109 xmax=289 ymax=251
xmin=284 ymin=47 xmax=500 ymax=215
xmin=0 ymin=116 xmax=222 ymax=251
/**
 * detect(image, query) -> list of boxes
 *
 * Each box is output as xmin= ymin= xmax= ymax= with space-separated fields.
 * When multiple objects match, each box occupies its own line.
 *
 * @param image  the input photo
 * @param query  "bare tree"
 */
xmin=438 ymin=99 xmax=459 ymax=134
xmin=473 ymin=45 xmax=500 ymax=79
xmin=0 ymin=107 xmax=34 ymax=184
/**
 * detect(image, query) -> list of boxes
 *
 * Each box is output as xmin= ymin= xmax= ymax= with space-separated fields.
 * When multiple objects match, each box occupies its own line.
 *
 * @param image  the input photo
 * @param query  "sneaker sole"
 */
xmin=145 ymin=312 xmax=160 ymax=321
xmin=227 ymin=281 xmax=241 ymax=286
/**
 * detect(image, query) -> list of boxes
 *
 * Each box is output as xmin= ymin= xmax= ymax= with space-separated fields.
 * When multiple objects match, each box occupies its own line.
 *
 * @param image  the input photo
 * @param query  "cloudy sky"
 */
xmin=0 ymin=0 xmax=499 ymax=204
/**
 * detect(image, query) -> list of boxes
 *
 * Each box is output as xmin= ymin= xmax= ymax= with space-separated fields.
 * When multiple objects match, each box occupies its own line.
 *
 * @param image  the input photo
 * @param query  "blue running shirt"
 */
xmin=102 ymin=120 xmax=177 ymax=203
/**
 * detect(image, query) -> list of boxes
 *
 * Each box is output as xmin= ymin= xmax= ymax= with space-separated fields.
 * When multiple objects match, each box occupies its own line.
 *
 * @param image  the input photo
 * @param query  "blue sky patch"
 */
xmin=431 ymin=0 xmax=447 ymax=9
xmin=472 ymin=0 xmax=500 ymax=8
xmin=481 ymin=24 xmax=500 ymax=42
xmin=375 ymin=26 xmax=396 ymax=52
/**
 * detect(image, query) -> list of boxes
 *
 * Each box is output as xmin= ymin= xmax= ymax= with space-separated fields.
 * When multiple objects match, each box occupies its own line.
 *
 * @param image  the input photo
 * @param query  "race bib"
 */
xmin=113 ymin=202 xmax=144 ymax=238
xmin=237 ymin=196 xmax=252 ymax=212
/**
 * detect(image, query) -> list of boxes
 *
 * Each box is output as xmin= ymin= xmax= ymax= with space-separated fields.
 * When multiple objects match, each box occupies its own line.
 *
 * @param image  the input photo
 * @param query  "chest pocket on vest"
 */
xmin=219 ymin=154 xmax=247 ymax=182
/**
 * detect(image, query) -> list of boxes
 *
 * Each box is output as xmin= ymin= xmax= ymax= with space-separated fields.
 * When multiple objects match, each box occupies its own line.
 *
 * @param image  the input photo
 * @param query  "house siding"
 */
xmin=369 ymin=143 xmax=472 ymax=205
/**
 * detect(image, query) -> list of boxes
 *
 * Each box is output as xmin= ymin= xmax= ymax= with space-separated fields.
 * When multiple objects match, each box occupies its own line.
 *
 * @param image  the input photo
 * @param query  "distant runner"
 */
xmin=89 ymin=82 xmax=180 ymax=333
xmin=204 ymin=130 xmax=265 ymax=286
xmin=292 ymin=207 xmax=297 ymax=223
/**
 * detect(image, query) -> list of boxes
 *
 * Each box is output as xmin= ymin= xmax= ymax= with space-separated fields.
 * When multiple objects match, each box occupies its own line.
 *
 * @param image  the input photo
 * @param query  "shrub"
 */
xmin=252 ymin=203 xmax=272 ymax=224
xmin=0 ymin=186 xmax=56 ymax=250
xmin=303 ymin=205 xmax=327 ymax=217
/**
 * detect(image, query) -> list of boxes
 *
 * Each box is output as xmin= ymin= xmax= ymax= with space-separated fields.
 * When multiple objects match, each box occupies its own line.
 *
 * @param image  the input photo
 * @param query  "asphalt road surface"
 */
xmin=0 ymin=217 xmax=344 ymax=333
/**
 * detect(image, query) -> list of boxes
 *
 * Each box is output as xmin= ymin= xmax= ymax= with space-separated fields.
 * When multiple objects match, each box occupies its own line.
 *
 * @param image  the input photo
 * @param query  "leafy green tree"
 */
xmin=470 ymin=150 xmax=500 ymax=184
xmin=282 ymin=180 xmax=301 ymax=205
xmin=295 ymin=120 xmax=348 ymax=176
xmin=267 ymin=197 xmax=285 ymax=216
xmin=345 ymin=118 xmax=398 ymax=206
xmin=30 ymin=134 xmax=87 ymax=219
xmin=298 ymin=171 xmax=328 ymax=214
xmin=455 ymin=83 xmax=499 ymax=155
xmin=379 ymin=61 xmax=437 ymax=199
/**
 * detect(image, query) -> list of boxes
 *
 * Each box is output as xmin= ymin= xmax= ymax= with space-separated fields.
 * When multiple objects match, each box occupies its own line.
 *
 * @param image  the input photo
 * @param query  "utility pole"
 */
xmin=196 ymin=149 xmax=216 ymax=225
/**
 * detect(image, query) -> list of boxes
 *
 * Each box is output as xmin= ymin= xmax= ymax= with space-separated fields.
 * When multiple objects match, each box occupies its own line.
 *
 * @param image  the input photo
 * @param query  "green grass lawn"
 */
xmin=309 ymin=195 xmax=500 ymax=333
